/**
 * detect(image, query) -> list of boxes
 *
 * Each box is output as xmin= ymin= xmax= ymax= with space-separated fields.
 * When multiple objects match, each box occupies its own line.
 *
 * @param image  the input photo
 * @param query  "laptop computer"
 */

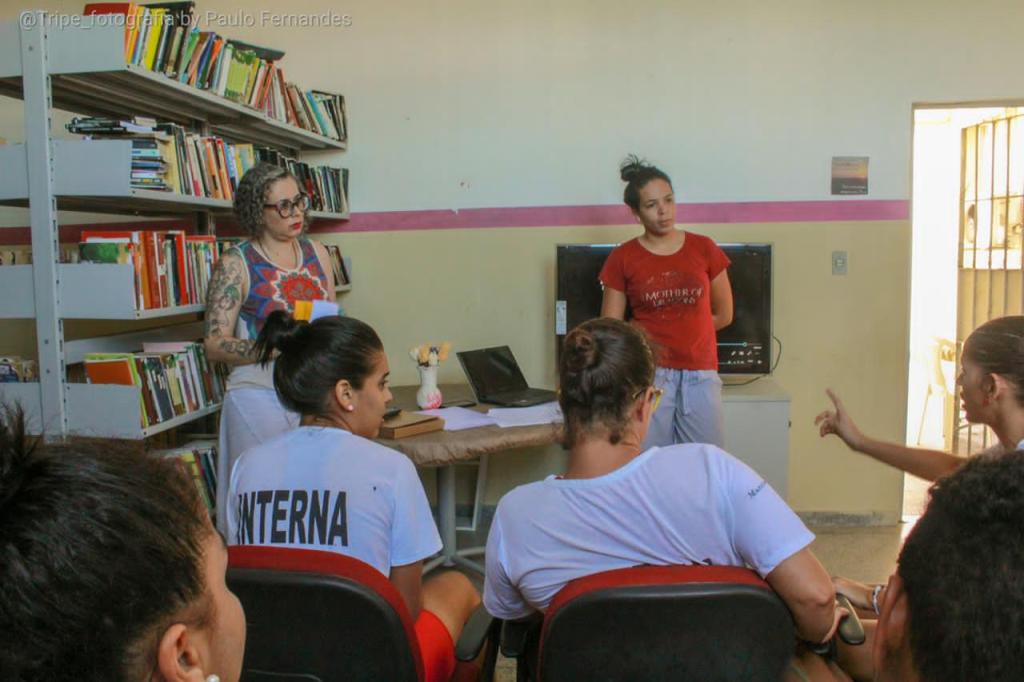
xmin=457 ymin=346 xmax=557 ymax=407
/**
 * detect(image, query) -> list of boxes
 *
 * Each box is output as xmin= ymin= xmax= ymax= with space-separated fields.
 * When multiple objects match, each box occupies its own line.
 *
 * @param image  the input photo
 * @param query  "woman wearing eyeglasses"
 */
xmin=484 ymin=318 xmax=842 ymax=654
xmin=205 ymin=162 xmax=334 ymax=533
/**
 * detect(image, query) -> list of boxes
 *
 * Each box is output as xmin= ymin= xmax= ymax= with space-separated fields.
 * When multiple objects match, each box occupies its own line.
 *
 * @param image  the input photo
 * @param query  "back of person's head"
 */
xmin=0 ymin=405 xmax=233 ymax=681
xmin=964 ymin=315 xmax=1024 ymax=403
xmin=558 ymin=318 xmax=656 ymax=448
xmin=255 ymin=309 xmax=384 ymax=416
xmin=895 ymin=450 xmax=1024 ymax=681
xmin=620 ymin=154 xmax=673 ymax=211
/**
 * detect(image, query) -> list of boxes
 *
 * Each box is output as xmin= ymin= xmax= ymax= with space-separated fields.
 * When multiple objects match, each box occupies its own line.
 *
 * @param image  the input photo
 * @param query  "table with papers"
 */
xmin=377 ymin=384 xmax=562 ymax=573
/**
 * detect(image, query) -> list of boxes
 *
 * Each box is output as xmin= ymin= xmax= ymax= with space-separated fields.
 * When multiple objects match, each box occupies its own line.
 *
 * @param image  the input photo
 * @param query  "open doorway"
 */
xmin=906 ymin=104 xmax=1023 ymax=518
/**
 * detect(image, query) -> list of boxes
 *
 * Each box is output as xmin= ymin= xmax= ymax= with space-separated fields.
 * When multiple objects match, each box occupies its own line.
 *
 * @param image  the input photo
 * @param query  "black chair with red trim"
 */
xmin=227 ymin=546 xmax=497 ymax=682
xmin=497 ymin=564 xmax=796 ymax=682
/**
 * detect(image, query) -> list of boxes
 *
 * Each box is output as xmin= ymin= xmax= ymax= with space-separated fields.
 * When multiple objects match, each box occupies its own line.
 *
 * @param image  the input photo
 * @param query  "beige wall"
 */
xmin=328 ymin=218 xmax=909 ymax=514
xmin=3 ymin=0 xmax=1024 ymax=518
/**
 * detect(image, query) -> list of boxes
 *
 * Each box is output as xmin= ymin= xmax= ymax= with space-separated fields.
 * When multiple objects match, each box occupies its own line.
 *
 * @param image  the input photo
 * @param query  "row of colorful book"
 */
xmin=254 ymin=146 xmax=350 ymax=215
xmin=83 ymin=342 xmax=226 ymax=429
xmin=69 ymin=117 xmax=254 ymax=199
xmin=156 ymin=440 xmax=218 ymax=514
xmin=78 ymin=229 xmax=221 ymax=310
xmin=82 ymin=2 xmax=348 ymax=142
xmin=68 ymin=117 xmax=350 ymax=212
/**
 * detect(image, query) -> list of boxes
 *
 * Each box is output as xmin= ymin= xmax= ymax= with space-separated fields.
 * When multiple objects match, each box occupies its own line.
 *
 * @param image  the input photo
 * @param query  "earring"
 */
xmin=206 ymin=676 xmax=221 ymax=682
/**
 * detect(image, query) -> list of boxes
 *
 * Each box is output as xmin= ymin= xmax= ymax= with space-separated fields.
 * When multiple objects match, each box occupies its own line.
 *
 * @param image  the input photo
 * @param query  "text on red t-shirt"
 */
xmin=599 ymin=232 xmax=730 ymax=370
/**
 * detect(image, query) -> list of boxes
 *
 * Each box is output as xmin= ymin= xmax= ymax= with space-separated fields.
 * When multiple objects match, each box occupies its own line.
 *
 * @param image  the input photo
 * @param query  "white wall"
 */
xmin=4 ymin=0 xmax=1024 ymax=211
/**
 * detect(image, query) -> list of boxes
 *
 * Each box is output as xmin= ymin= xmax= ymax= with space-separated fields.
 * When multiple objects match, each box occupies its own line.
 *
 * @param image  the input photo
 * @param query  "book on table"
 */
xmin=378 ymin=411 xmax=444 ymax=439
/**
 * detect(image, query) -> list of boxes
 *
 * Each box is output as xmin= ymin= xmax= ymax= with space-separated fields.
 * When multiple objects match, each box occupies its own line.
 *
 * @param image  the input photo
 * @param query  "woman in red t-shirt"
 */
xmin=599 ymin=155 xmax=733 ymax=448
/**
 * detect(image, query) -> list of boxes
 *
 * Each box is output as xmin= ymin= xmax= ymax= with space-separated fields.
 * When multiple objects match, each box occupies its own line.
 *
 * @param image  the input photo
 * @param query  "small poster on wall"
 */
xmin=831 ymin=156 xmax=869 ymax=195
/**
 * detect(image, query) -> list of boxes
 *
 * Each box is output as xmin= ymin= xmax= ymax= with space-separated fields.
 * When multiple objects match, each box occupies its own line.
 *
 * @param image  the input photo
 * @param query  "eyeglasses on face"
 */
xmin=632 ymin=386 xmax=664 ymax=412
xmin=556 ymin=386 xmax=664 ymax=412
xmin=264 ymin=192 xmax=310 ymax=218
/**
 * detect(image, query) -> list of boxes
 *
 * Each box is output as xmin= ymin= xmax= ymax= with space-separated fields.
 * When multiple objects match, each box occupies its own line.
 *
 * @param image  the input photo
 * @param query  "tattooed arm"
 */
xmin=203 ymin=249 xmax=258 ymax=366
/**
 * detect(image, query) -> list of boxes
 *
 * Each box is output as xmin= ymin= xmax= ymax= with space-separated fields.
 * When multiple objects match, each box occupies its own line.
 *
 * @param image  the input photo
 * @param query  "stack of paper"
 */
xmin=417 ymin=407 xmax=496 ymax=431
xmin=486 ymin=401 xmax=563 ymax=428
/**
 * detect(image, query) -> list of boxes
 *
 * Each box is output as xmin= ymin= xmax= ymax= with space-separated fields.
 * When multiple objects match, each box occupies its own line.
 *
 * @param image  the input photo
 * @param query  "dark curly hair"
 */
xmin=233 ymin=162 xmax=308 ymax=238
xmin=558 ymin=318 xmax=656 ymax=449
xmin=254 ymin=310 xmax=385 ymax=418
xmin=0 ymin=405 xmax=212 ymax=681
xmin=620 ymin=154 xmax=673 ymax=211
xmin=964 ymin=315 xmax=1024 ymax=404
xmin=897 ymin=450 xmax=1024 ymax=681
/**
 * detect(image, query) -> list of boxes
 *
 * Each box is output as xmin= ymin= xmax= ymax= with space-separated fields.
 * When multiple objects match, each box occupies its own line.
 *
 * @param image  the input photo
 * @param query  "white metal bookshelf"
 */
xmin=0 ymin=139 xmax=350 ymax=218
xmin=0 ymin=14 xmax=351 ymax=438
xmin=0 ymin=21 xmax=346 ymax=152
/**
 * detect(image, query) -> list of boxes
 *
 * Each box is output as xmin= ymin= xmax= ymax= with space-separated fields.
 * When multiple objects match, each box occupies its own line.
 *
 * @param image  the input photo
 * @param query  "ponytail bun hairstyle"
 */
xmin=620 ymin=154 xmax=673 ymax=211
xmin=0 ymin=404 xmax=211 ymax=680
xmin=558 ymin=318 xmax=656 ymax=448
xmin=964 ymin=315 xmax=1024 ymax=404
xmin=254 ymin=310 xmax=385 ymax=416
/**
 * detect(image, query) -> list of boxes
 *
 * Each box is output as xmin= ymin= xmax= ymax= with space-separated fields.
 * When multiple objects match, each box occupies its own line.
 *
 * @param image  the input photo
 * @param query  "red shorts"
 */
xmin=414 ymin=609 xmax=456 ymax=682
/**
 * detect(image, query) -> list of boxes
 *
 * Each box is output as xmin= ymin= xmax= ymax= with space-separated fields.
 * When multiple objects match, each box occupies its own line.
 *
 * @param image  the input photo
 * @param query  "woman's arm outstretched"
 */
xmin=816 ymin=389 xmax=961 ymax=482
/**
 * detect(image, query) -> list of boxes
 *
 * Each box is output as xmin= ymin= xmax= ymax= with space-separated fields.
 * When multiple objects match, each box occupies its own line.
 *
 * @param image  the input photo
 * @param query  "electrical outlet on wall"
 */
xmin=832 ymin=251 xmax=848 ymax=275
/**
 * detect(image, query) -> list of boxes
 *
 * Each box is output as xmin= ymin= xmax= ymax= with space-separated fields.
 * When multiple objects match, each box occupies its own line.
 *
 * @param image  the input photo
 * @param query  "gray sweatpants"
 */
xmin=642 ymin=367 xmax=724 ymax=449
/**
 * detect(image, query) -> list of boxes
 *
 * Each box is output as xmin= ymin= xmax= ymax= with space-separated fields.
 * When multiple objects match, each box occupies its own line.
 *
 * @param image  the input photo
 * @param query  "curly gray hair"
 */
xmin=233 ymin=162 xmax=309 ymax=237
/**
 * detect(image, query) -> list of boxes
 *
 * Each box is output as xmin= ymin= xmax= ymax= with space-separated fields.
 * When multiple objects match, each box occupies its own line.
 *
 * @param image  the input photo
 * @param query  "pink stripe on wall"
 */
xmin=322 ymin=199 xmax=909 ymax=233
xmin=0 ymin=199 xmax=909 ymax=243
xmin=680 ymin=199 xmax=909 ymax=224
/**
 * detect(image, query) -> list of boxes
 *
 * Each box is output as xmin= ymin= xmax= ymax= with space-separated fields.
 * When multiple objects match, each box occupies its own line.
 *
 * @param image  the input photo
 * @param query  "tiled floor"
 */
xmin=444 ymin=522 xmax=909 ymax=681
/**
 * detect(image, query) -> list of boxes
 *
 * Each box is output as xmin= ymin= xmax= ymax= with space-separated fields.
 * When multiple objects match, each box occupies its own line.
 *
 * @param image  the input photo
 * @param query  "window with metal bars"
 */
xmin=955 ymin=114 xmax=1024 ymax=454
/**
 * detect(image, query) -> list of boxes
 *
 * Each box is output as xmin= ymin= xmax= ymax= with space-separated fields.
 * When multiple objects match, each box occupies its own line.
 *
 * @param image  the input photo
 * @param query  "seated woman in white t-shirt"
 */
xmin=484 ymin=318 xmax=842 ymax=654
xmin=816 ymin=315 xmax=1024 ymax=481
xmin=226 ymin=310 xmax=480 ymax=682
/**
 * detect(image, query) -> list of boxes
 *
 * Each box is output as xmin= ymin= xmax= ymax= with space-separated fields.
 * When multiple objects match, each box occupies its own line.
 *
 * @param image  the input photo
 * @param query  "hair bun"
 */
xmin=254 ymin=310 xmax=310 ymax=366
xmin=565 ymin=330 xmax=600 ymax=374
xmin=619 ymin=154 xmax=645 ymax=182
xmin=275 ymin=322 xmax=310 ymax=356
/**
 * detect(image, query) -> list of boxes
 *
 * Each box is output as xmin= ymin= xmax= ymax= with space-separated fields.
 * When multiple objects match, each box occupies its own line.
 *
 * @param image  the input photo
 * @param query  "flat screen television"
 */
xmin=555 ymin=242 xmax=773 ymax=374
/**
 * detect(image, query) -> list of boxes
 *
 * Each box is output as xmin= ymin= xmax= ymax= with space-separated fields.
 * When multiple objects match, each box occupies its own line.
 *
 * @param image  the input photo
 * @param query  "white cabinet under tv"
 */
xmin=722 ymin=378 xmax=790 ymax=499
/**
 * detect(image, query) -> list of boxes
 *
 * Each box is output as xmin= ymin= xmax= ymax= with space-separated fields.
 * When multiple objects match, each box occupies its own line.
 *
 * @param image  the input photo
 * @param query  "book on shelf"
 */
xmin=311 ymin=91 xmax=348 ymax=141
xmin=325 ymin=244 xmax=350 ymax=287
xmin=156 ymin=439 xmax=217 ymax=513
xmin=79 ymin=241 xmax=132 ymax=265
xmin=82 ymin=342 xmax=226 ymax=429
xmin=80 ymin=2 xmax=347 ymax=142
xmin=225 ymin=38 xmax=285 ymax=62
xmin=131 ymin=138 xmax=171 ymax=191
